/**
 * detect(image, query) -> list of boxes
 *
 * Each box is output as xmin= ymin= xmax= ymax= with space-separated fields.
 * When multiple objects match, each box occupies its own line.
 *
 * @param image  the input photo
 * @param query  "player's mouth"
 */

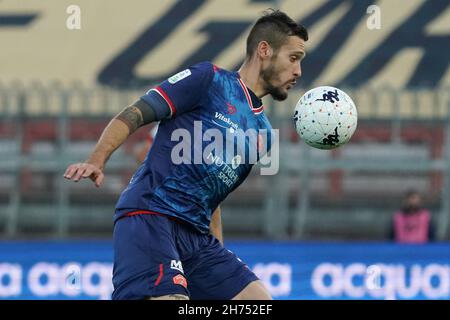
xmin=286 ymin=81 xmax=296 ymax=90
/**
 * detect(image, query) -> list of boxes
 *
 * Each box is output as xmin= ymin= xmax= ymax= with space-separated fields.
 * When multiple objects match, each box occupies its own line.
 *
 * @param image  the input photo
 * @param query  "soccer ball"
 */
xmin=293 ymin=86 xmax=357 ymax=150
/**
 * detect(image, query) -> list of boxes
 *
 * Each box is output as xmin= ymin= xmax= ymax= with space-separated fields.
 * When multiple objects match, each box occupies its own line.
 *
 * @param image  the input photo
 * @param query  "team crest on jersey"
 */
xmin=168 ymin=69 xmax=191 ymax=84
xmin=227 ymin=103 xmax=236 ymax=114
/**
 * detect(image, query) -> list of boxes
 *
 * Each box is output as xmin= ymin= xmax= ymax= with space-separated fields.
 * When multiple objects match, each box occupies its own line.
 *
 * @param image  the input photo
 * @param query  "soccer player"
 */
xmin=64 ymin=9 xmax=308 ymax=300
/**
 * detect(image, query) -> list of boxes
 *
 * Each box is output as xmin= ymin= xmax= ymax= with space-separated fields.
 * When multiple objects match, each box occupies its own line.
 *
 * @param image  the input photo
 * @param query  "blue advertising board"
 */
xmin=0 ymin=241 xmax=449 ymax=300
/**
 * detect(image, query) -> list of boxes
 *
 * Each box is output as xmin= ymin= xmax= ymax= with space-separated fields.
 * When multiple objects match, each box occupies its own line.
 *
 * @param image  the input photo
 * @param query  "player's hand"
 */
xmin=63 ymin=163 xmax=104 ymax=187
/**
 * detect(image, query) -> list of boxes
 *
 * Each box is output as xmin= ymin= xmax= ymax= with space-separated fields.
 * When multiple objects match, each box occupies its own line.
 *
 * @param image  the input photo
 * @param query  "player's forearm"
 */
xmin=86 ymin=105 xmax=145 ymax=169
xmin=85 ymin=119 xmax=130 ymax=169
xmin=210 ymin=206 xmax=223 ymax=245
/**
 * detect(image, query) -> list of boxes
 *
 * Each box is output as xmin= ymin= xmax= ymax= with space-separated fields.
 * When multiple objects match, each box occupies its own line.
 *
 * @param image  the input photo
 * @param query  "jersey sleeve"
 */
xmin=140 ymin=61 xmax=214 ymax=119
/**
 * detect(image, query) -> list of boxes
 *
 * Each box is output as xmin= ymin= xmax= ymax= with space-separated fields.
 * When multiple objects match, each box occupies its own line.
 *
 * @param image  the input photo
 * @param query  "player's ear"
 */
xmin=257 ymin=41 xmax=273 ymax=60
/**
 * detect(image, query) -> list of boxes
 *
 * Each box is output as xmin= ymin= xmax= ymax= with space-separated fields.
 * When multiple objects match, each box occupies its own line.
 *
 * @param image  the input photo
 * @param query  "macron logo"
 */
xmin=170 ymin=260 xmax=184 ymax=273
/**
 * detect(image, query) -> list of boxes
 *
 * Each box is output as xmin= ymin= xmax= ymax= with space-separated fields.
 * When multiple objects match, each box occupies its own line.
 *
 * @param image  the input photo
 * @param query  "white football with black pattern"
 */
xmin=294 ymin=86 xmax=358 ymax=150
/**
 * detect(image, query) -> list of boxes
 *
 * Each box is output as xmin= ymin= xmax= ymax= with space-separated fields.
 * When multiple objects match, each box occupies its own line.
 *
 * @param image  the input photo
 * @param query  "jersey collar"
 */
xmin=235 ymin=72 xmax=264 ymax=114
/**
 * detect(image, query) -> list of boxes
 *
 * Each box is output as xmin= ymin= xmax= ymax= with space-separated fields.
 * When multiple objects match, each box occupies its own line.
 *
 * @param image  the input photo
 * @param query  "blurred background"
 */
xmin=0 ymin=0 xmax=450 ymax=300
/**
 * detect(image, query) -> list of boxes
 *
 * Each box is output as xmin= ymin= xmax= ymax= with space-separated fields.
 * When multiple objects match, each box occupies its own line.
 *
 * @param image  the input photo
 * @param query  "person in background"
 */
xmin=390 ymin=190 xmax=435 ymax=243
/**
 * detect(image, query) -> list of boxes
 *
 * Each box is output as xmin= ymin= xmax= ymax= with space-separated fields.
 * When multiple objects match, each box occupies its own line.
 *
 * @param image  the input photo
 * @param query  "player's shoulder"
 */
xmin=166 ymin=61 xmax=215 ymax=86
xmin=189 ymin=61 xmax=232 ymax=74
xmin=187 ymin=61 xmax=217 ymax=86
xmin=188 ymin=61 xmax=214 ymax=72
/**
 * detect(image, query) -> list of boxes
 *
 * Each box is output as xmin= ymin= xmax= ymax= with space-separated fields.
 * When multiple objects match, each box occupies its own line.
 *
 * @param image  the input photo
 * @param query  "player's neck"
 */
xmin=237 ymin=61 xmax=266 ymax=99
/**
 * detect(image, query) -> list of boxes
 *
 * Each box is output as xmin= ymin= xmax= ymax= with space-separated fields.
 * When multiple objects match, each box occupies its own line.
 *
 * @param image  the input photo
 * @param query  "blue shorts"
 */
xmin=112 ymin=212 xmax=259 ymax=300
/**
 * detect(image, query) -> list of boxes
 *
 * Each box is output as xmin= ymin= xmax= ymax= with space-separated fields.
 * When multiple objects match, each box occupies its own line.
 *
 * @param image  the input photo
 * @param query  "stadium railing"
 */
xmin=0 ymin=81 xmax=449 ymax=241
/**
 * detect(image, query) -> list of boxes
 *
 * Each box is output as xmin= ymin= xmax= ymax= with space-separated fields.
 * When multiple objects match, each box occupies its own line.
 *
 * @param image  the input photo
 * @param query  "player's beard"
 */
xmin=261 ymin=58 xmax=288 ymax=101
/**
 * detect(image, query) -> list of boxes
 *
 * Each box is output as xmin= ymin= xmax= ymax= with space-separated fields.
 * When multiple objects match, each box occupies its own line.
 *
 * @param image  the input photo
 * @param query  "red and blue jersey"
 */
xmin=115 ymin=61 xmax=273 ymax=233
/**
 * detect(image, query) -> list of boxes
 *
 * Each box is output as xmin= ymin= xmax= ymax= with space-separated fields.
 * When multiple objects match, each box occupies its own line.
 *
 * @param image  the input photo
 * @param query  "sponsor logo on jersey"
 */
xmin=213 ymin=112 xmax=239 ymax=131
xmin=231 ymin=155 xmax=241 ymax=170
xmin=168 ymin=69 xmax=191 ymax=84
xmin=173 ymin=274 xmax=188 ymax=288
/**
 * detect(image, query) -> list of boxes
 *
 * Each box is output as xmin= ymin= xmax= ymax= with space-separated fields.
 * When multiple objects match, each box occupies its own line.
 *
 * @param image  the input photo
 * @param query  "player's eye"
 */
xmin=290 ymin=56 xmax=297 ymax=63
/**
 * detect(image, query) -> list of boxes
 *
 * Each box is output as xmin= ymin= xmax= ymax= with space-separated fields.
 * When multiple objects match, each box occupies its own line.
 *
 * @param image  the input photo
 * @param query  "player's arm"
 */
xmin=64 ymin=63 xmax=213 ymax=186
xmin=210 ymin=206 xmax=223 ymax=245
xmin=63 ymin=100 xmax=158 ymax=187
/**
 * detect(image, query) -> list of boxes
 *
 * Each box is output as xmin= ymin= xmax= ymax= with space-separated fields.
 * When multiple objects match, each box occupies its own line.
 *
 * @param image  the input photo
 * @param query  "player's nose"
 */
xmin=293 ymin=63 xmax=302 ymax=79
